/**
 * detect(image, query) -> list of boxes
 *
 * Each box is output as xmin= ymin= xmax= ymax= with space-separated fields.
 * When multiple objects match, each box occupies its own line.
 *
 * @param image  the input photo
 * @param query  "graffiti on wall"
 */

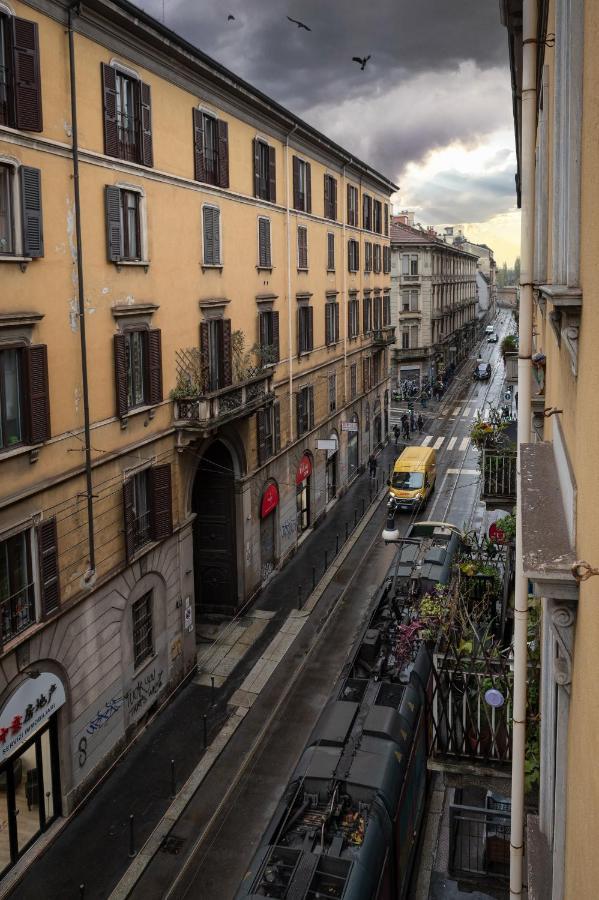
xmin=124 ymin=667 xmax=164 ymax=718
xmin=281 ymin=518 xmax=296 ymax=539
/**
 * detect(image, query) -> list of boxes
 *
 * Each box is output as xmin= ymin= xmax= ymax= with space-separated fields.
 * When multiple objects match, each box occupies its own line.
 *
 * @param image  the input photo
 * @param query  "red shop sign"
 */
xmin=261 ymin=483 xmax=279 ymax=518
xmin=296 ymin=454 xmax=312 ymax=485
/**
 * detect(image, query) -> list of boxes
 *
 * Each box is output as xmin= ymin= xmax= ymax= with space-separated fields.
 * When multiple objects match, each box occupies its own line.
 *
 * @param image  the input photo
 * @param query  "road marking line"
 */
xmin=453 ymin=406 xmax=461 ymax=415
xmin=433 ymin=436 xmax=445 ymax=450
xmin=447 ymin=468 xmax=480 ymax=476
xmin=462 ymin=406 xmax=471 ymax=417
xmin=421 ymin=435 xmax=433 ymax=446
xmin=447 ymin=437 xmax=457 ymax=451
xmin=459 ymin=437 xmax=470 ymax=452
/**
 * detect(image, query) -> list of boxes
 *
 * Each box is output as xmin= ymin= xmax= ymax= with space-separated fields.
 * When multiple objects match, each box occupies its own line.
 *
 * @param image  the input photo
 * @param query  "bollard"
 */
xmin=170 ymin=758 xmax=176 ymax=800
xmin=129 ymin=814 xmax=136 ymax=858
xmin=354 ymin=509 xmax=358 ymax=528
xmin=312 ymin=566 xmax=316 ymax=590
xmin=324 ymin=549 xmax=328 ymax=572
xmin=203 ymin=713 xmax=208 ymax=749
xmin=297 ymin=583 xmax=302 ymax=609
xmin=376 ymin=477 xmax=379 ymax=493
xmin=80 ymin=886 xmax=85 ymax=900
xmin=210 ymin=675 xmax=216 ymax=707
xmin=345 ymin=521 xmax=349 ymax=541
xmin=335 ymin=534 xmax=339 ymax=556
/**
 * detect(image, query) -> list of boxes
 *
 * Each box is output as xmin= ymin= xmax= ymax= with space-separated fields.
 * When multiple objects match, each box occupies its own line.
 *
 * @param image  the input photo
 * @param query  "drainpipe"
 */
xmin=68 ymin=5 xmax=96 ymax=577
xmin=285 ymin=125 xmax=298 ymax=442
xmin=510 ymin=0 xmax=537 ymax=895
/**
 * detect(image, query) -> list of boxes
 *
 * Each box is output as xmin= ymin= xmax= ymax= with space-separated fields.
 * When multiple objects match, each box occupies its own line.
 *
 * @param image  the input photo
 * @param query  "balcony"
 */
xmin=481 ymin=449 xmax=517 ymax=505
xmin=394 ymin=346 xmax=427 ymax=360
xmin=173 ymin=371 xmax=274 ymax=436
xmin=401 ymin=274 xmax=420 ymax=283
xmin=372 ymin=325 xmax=396 ymax=347
xmin=504 ymin=351 xmax=518 ymax=384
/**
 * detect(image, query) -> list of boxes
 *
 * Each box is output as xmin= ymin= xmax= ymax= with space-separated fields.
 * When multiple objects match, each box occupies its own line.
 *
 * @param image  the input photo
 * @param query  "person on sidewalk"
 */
xmin=417 ymin=413 xmax=424 ymax=434
xmin=410 ymin=409 xmax=416 ymax=432
xmin=401 ymin=414 xmax=410 ymax=441
xmin=368 ymin=453 xmax=377 ymax=478
xmin=393 ymin=423 xmax=400 ymax=447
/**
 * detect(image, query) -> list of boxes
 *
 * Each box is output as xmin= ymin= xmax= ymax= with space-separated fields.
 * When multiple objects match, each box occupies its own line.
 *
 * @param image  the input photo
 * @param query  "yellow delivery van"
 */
xmin=388 ymin=446 xmax=437 ymax=510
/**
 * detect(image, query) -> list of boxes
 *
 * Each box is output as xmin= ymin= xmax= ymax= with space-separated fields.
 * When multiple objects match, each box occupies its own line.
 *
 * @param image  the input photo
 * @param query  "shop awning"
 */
xmin=260 ymin=482 xmax=279 ymax=518
xmin=296 ymin=454 xmax=312 ymax=484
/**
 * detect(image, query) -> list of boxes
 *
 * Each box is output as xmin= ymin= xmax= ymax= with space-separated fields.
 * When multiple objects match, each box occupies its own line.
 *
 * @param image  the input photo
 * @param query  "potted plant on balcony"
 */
xmin=501 ymin=333 xmax=518 ymax=358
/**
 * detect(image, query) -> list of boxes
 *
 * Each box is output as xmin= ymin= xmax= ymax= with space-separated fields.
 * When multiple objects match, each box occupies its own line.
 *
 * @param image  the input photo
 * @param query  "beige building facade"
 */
xmin=0 ymin=0 xmax=394 ymax=876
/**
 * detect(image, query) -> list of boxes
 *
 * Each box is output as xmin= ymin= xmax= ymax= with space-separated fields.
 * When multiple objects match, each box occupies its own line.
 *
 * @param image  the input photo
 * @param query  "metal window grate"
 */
xmin=132 ymin=591 xmax=153 ymax=669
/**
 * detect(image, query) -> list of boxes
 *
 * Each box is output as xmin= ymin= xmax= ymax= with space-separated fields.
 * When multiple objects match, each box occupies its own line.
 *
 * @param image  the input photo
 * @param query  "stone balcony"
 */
xmin=173 ymin=371 xmax=274 ymax=438
xmin=372 ymin=326 xmax=396 ymax=347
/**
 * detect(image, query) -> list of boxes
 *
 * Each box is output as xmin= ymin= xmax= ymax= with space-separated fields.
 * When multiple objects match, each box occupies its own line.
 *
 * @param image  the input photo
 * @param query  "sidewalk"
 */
xmin=8 ymin=441 xmax=399 ymax=900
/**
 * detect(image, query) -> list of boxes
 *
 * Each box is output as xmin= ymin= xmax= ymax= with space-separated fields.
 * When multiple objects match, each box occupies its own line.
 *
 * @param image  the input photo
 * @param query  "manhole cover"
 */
xmin=160 ymin=834 xmax=185 ymax=855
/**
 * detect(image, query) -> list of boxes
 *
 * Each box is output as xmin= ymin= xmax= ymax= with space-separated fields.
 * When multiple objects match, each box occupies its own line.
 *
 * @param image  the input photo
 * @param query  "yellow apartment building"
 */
xmin=0 ymin=0 xmax=395 ymax=874
xmin=502 ymin=0 xmax=599 ymax=897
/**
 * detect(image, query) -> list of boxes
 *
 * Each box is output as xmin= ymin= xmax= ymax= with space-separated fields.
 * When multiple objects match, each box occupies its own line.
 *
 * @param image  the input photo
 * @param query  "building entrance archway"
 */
xmin=192 ymin=441 xmax=238 ymax=619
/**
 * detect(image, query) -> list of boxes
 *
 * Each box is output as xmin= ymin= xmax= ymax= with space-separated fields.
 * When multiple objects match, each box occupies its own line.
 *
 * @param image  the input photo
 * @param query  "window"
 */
xmin=325 ymin=301 xmax=339 ymax=346
xmin=0 ymin=164 xmax=43 ymax=258
xmin=257 ymin=402 xmax=280 ymax=464
xmin=105 ymin=185 xmax=144 ymax=263
xmin=203 ymin=205 xmax=221 ymax=265
xmin=402 ymin=254 xmax=419 ymax=275
xmin=259 ymin=309 xmax=280 ymax=364
xmin=350 ymin=363 xmax=357 ymax=399
xmin=258 ymin=216 xmax=272 ymax=268
xmin=298 ymin=305 xmax=313 ymax=355
xmin=364 ymin=242 xmax=372 ymax=273
xmin=383 ymin=245 xmax=391 ymax=274
xmin=363 ymin=295 xmax=372 ymax=334
xmin=0 ymin=345 xmax=50 ymax=449
xmin=373 ymin=200 xmax=382 ymax=234
xmin=297 ymin=225 xmax=308 ymax=269
xmin=328 ymin=373 xmax=336 ymax=413
xmin=324 ymin=174 xmax=337 ymax=220
xmin=402 ymin=290 xmax=419 ymax=312
xmin=362 ymin=357 xmax=371 ymax=392
xmin=327 ymin=232 xmax=335 ymax=271
xmin=0 ymin=164 xmax=12 ymax=254
xmin=373 ymin=244 xmax=382 ymax=274
xmin=123 ymin=464 xmax=173 ymax=559
xmin=348 ymin=239 xmax=359 ymax=272
xmin=253 ymin=138 xmax=275 ymax=202
xmin=383 ymin=292 xmax=391 ymax=326
xmin=200 ymin=318 xmax=232 ymax=392
xmin=373 ymin=295 xmax=382 ymax=331
xmin=362 ymin=194 xmax=372 ymax=231
xmin=347 ymin=184 xmax=358 ymax=227
xmin=102 ymin=64 xmax=152 ymax=167
xmin=293 ymin=157 xmax=311 ymax=212
xmin=372 ymin=352 xmax=381 ymax=384
xmin=296 ymin=385 xmax=314 ymax=436
xmin=193 ymin=109 xmax=229 ymax=187
xmin=0 ymin=14 xmax=42 ymax=132
xmin=402 ymin=325 xmax=419 ymax=349
xmin=132 ymin=591 xmax=153 ymax=669
xmin=348 ymin=296 xmax=360 ymax=339
xmin=384 ymin=203 xmax=389 ymax=237
xmin=114 ymin=329 xmax=162 ymax=417
xmin=0 ymin=530 xmax=33 ymax=641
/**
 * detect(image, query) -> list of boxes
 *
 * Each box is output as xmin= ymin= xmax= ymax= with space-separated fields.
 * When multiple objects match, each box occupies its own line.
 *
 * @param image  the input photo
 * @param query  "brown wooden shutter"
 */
xmin=324 ymin=175 xmax=330 ymax=219
xmin=147 ymin=329 xmax=163 ymax=404
xmin=384 ymin=203 xmax=389 ymax=236
xmin=218 ymin=119 xmax=229 ymax=188
xmin=37 ymin=518 xmax=60 ymax=617
xmin=259 ymin=217 xmax=271 ymax=267
xmin=308 ymin=306 xmax=314 ymax=351
xmin=272 ymin=311 xmax=280 ymax=362
xmin=268 ymin=145 xmax=276 ymax=203
xmin=273 ymin=402 xmax=281 ymax=451
xmin=12 ymin=18 xmax=42 ymax=132
xmin=297 ymin=309 xmax=302 ymax=357
xmin=193 ymin=108 xmax=206 ymax=182
xmin=20 ymin=167 xmax=43 ymax=258
xmin=334 ymin=303 xmax=339 ymax=342
xmin=222 ymin=318 xmax=232 ymax=387
xmin=253 ymin=138 xmax=261 ymax=197
xmin=150 ymin=464 xmax=173 ymax=541
xmin=257 ymin=409 xmax=266 ymax=465
xmin=140 ymin=81 xmax=153 ymax=167
xmin=292 ymin=156 xmax=300 ymax=209
xmin=324 ymin=304 xmax=330 ymax=346
xmin=296 ymin=390 xmax=303 ymax=436
xmin=105 ymin=185 xmax=122 ymax=261
xmin=331 ymin=178 xmax=337 ymax=220
xmin=305 ymin=162 xmax=311 ymax=214
xmin=347 ymin=184 xmax=351 ymax=225
xmin=308 ymin=386 xmax=314 ymax=427
xmin=24 ymin=344 xmax=50 ymax=443
xmin=123 ymin=478 xmax=135 ymax=561
xmin=102 ymin=63 xmax=118 ymax=158
xmin=114 ymin=333 xmax=128 ymax=418
xmin=199 ymin=322 xmax=209 ymax=391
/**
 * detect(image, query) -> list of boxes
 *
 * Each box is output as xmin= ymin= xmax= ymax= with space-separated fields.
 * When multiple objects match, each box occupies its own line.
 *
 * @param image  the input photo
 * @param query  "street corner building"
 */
xmin=0 ymin=0 xmax=395 ymax=879
xmin=502 ymin=0 xmax=599 ymax=898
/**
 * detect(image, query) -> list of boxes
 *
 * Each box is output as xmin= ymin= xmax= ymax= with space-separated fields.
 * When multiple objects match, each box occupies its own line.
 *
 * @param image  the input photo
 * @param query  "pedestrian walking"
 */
xmin=393 ymin=423 xmax=400 ymax=447
xmin=401 ymin=414 xmax=410 ymax=441
xmin=410 ymin=409 xmax=416 ymax=432
xmin=368 ymin=453 xmax=377 ymax=478
xmin=417 ymin=413 xmax=424 ymax=434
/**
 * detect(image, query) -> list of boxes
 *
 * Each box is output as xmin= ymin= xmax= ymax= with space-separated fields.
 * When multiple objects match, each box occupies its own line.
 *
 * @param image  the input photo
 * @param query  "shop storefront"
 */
xmin=0 ymin=673 xmax=64 ymax=875
xmin=259 ymin=481 xmax=279 ymax=582
xmin=296 ymin=454 xmax=312 ymax=533
xmin=325 ymin=433 xmax=339 ymax=503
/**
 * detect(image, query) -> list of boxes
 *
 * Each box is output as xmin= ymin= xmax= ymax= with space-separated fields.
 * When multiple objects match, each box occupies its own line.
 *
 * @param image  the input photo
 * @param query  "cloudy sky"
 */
xmin=139 ymin=0 xmax=520 ymax=265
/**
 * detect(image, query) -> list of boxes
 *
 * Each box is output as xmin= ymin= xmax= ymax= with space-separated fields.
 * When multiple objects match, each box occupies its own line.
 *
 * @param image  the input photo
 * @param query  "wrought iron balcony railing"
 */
xmin=371 ymin=326 xmax=396 ymax=346
xmin=173 ymin=371 xmax=274 ymax=433
xmin=481 ymin=449 xmax=517 ymax=503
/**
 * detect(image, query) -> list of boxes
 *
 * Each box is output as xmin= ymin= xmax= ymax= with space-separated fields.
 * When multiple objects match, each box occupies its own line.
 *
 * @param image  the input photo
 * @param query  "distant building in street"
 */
xmin=389 ymin=218 xmax=478 ymax=386
xmin=436 ymin=226 xmax=498 ymax=326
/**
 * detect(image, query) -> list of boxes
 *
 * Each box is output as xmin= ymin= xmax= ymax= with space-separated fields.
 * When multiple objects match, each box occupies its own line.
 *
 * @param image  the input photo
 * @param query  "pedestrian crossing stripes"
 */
xmin=421 ymin=435 xmax=433 ymax=446
xmin=418 ymin=434 xmax=472 ymax=453
xmin=463 ymin=406 xmax=471 ymax=417
xmin=433 ymin=436 xmax=445 ymax=450
xmin=453 ymin=406 xmax=461 ymax=416
xmin=459 ymin=437 xmax=469 ymax=452
xmin=447 ymin=436 xmax=457 ymax=451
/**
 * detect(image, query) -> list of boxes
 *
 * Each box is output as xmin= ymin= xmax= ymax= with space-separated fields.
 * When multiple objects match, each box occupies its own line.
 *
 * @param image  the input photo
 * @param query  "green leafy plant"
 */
xmin=501 ymin=333 xmax=518 ymax=357
xmin=495 ymin=513 xmax=516 ymax=542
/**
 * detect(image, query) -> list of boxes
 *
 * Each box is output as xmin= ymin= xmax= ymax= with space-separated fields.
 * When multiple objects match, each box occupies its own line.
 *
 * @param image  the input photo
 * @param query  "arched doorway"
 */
xmin=347 ymin=414 xmax=359 ymax=481
xmin=373 ymin=398 xmax=382 ymax=448
xmin=192 ymin=441 xmax=238 ymax=619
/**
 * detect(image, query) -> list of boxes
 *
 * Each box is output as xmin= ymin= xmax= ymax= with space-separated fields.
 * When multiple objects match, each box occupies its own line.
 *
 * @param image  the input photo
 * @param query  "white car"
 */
xmin=485 ymin=324 xmax=495 ymax=334
xmin=487 ymin=333 xmax=498 ymax=343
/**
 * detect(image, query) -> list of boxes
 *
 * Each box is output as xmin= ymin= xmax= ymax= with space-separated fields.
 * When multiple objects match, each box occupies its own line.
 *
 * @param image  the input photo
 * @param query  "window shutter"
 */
xmin=268 ymin=145 xmax=276 ymax=203
xmin=355 ymin=241 xmax=360 ymax=272
xmin=347 ymin=184 xmax=351 ymax=225
xmin=203 ymin=206 xmax=220 ymax=264
xmin=348 ymin=240 xmax=352 ymax=272
xmin=296 ymin=390 xmax=303 ymax=435
xmin=308 ymin=386 xmax=314 ymax=428
xmin=114 ymin=333 xmax=128 ymax=418
xmin=37 ymin=518 xmax=60 ymax=617
xmin=253 ymin=139 xmax=261 ymax=197
xmin=199 ymin=322 xmax=210 ymax=391
xmin=273 ymin=402 xmax=281 ymax=451
xmin=384 ymin=203 xmax=389 ymax=236
xmin=193 ymin=108 xmax=206 ymax=182
xmin=331 ymin=178 xmax=337 ymax=220
xmin=102 ymin=63 xmax=118 ymax=158
xmin=147 ymin=329 xmax=163 ymax=404
xmin=25 ymin=344 xmax=50 ymax=443
xmin=140 ymin=81 xmax=153 ymax=167
xmin=20 ymin=167 xmax=44 ymax=258
xmin=297 ymin=309 xmax=303 ymax=357
xmin=334 ymin=303 xmax=339 ymax=343
xmin=105 ymin=185 xmax=122 ymax=262
xmin=257 ymin=409 xmax=267 ymax=465
xmin=222 ymin=318 xmax=232 ymax=387
xmin=308 ymin=306 xmax=314 ymax=351
xmin=12 ymin=18 xmax=42 ymax=132
xmin=272 ymin=311 xmax=280 ymax=362
xmin=292 ymin=156 xmax=300 ymax=209
xmin=259 ymin=218 xmax=271 ymax=267
xmin=212 ymin=207 xmax=221 ymax=264
xmin=324 ymin=175 xmax=330 ymax=219
xmin=324 ymin=305 xmax=330 ymax=346
xmin=123 ymin=478 xmax=135 ymax=561
xmin=150 ymin=464 xmax=173 ymax=541
xmin=305 ymin=162 xmax=311 ymax=214
xmin=217 ymin=119 xmax=229 ymax=188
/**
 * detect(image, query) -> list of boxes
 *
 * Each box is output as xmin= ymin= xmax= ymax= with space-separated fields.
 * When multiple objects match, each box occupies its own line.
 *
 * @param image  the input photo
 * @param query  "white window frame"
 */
xmin=0 ymin=156 xmax=23 ymax=259
xmin=0 ymin=519 xmax=40 ymax=638
xmin=114 ymin=181 xmax=149 ymax=265
xmin=202 ymin=202 xmax=223 ymax=267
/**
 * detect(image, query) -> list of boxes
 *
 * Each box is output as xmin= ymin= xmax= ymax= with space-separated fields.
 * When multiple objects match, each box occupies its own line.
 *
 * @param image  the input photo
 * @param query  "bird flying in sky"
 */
xmin=287 ymin=15 xmax=311 ymax=31
xmin=352 ymin=55 xmax=371 ymax=71
xmin=227 ymin=14 xmax=235 ymax=20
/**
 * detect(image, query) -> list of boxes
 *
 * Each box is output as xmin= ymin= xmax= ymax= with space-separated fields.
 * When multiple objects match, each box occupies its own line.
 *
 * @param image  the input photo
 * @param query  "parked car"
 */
xmin=485 ymin=324 xmax=495 ymax=334
xmin=487 ymin=333 xmax=498 ymax=343
xmin=474 ymin=362 xmax=492 ymax=380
